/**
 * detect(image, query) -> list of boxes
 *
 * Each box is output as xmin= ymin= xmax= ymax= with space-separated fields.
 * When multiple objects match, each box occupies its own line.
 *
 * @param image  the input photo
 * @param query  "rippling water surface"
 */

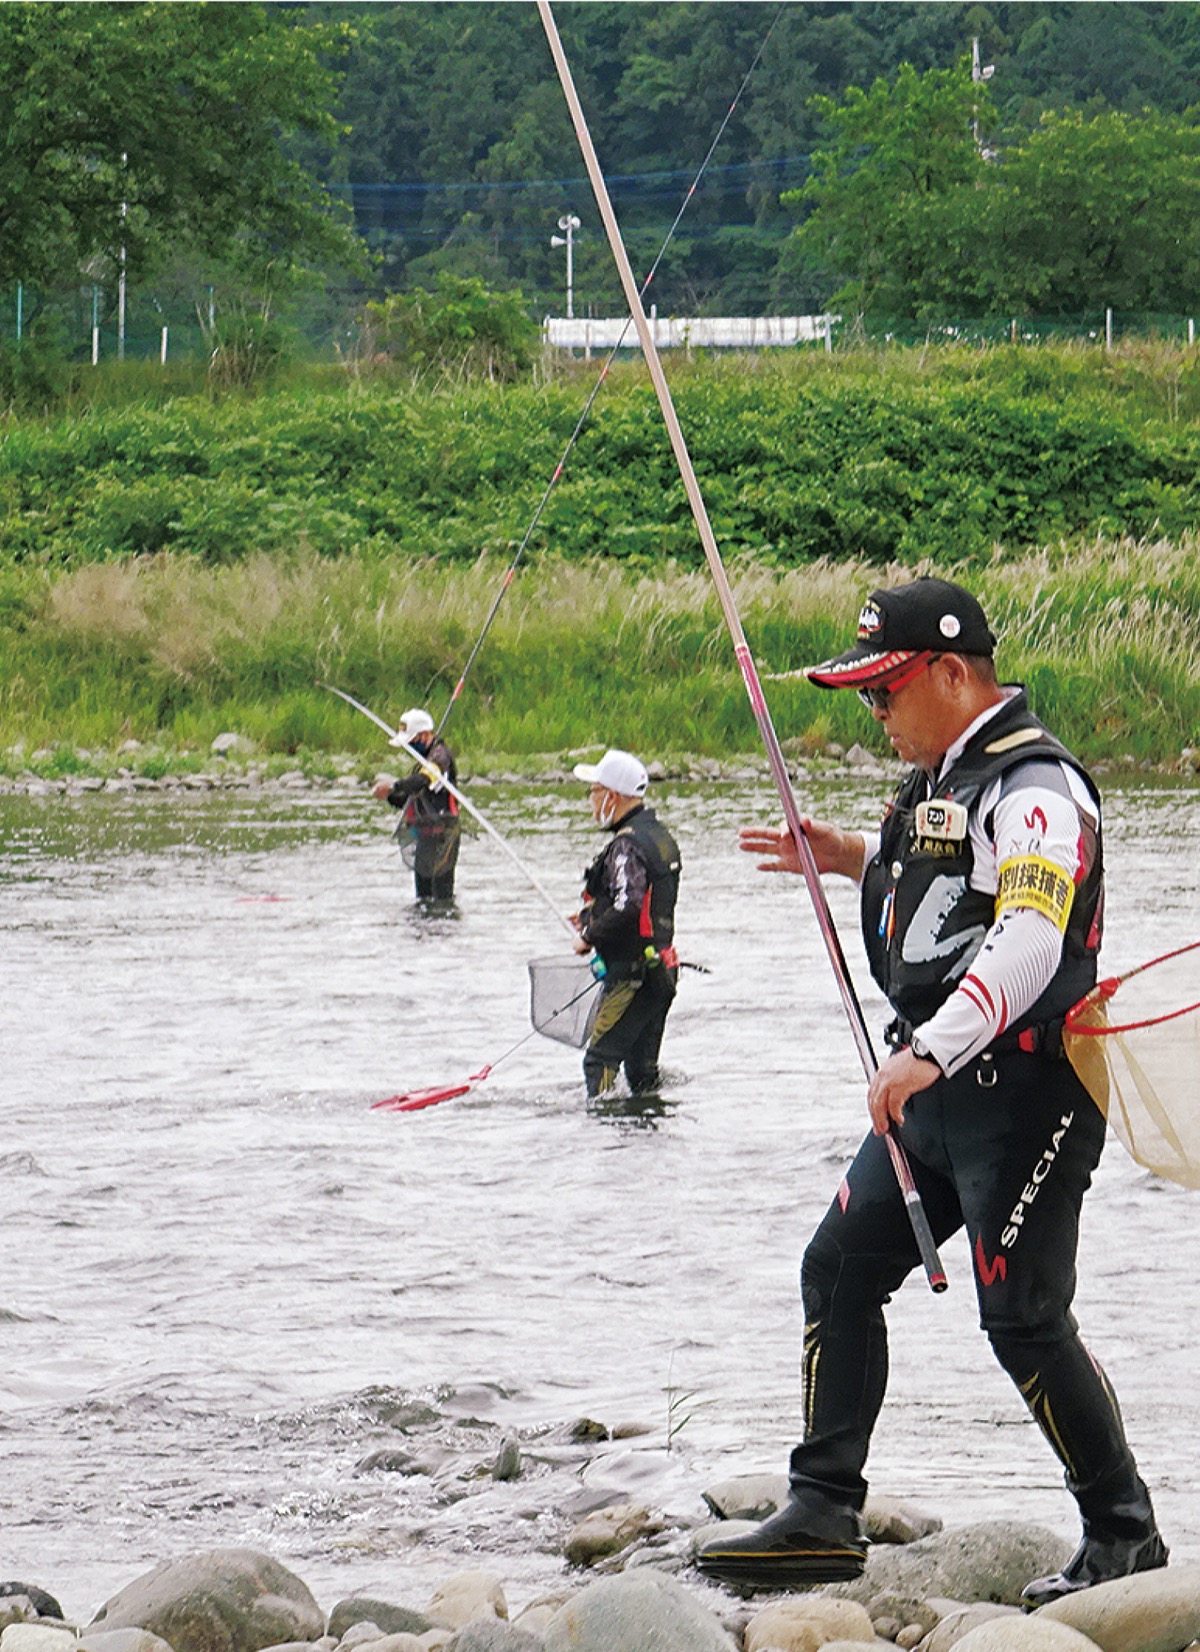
xmin=2 ymin=774 xmax=1197 ymax=1621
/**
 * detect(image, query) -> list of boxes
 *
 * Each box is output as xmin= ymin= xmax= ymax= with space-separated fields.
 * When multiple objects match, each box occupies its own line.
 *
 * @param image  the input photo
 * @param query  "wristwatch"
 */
xmin=909 ymin=1034 xmax=937 ymax=1065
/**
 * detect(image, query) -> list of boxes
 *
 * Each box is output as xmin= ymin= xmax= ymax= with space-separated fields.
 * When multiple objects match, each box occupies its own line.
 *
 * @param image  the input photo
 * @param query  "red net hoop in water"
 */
xmin=1064 ymin=941 xmax=1200 ymax=1188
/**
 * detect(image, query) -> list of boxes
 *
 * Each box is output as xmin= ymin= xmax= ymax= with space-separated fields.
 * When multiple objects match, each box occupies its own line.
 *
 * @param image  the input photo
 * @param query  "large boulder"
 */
xmin=828 ymin=1524 xmax=1071 ymax=1609
xmin=542 ymin=1572 xmax=735 ymax=1651
xmin=864 ymin=1499 xmax=944 ymax=1546
xmin=701 ymin=1476 xmax=788 ymax=1522
xmin=1036 ymin=1562 xmax=1200 ymax=1652
xmin=89 ymin=1550 xmax=323 ymax=1652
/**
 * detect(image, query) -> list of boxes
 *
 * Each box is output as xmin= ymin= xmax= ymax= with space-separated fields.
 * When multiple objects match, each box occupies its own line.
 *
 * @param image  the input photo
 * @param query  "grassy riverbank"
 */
xmin=1 ymin=345 xmax=1199 ymax=774
xmin=1 ymin=537 xmax=1197 ymax=774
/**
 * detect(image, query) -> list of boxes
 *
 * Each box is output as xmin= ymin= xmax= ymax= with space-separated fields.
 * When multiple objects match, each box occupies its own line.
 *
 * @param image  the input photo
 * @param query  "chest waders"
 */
xmin=580 ymin=806 xmax=680 ymax=1098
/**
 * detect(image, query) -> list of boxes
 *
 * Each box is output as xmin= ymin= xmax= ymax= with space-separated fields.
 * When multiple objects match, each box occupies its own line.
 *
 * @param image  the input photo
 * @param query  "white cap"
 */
xmin=390 ymin=707 xmax=434 ymax=747
xmin=572 ymin=748 xmax=648 ymax=797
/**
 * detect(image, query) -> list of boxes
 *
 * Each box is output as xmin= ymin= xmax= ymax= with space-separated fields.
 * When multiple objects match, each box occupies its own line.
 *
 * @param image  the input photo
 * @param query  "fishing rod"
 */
xmin=327 ymin=683 xmax=714 ymax=965
xmin=321 ymin=683 xmax=577 ymax=941
xmin=433 ymin=6 xmax=784 ymax=743
xmin=538 ymin=0 xmax=948 ymax=1294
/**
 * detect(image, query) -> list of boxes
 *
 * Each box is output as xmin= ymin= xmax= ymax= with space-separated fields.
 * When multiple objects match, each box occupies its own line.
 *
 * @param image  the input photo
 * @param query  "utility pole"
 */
xmin=118 ymin=151 xmax=128 ymax=362
xmin=550 ymin=212 xmax=581 ymax=318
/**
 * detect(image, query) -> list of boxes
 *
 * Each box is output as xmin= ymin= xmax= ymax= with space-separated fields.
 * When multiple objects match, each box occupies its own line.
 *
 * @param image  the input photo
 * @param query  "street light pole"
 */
xmin=550 ymin=212 xmax=581 ymax=318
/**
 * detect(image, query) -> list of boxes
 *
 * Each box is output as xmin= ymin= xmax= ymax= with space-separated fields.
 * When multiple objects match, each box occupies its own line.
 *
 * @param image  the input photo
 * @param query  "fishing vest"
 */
xmin=583 ymin=804 xmax=681 ymax=970
xmin=861 ymin=692 xmax=1103 ymax=1033
xmin=402 ymin=737 xmax=459 ymax=822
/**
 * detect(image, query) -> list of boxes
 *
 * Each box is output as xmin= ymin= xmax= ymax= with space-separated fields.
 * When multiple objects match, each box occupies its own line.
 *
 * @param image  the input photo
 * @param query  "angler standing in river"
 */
xmin=373 ymin=708 xmax=461 ymax=903
xmin=571 ymin=749 xmax=681 ymax=1099
xmin=697 ymin=576 xmax=1168 ymax=1606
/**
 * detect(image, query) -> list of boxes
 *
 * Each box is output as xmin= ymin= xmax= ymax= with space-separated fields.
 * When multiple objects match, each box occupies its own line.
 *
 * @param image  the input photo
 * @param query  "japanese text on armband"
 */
xmin=996 ymin=855 xmax=1075 ymax=931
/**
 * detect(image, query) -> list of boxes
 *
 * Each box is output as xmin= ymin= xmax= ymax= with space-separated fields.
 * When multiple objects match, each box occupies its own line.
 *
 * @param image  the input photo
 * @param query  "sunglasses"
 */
xmin=857 ymin=653 xmax=941 ymax=711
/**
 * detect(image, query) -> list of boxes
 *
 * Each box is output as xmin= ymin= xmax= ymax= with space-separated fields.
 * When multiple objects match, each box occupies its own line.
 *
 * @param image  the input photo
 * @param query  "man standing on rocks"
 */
xmin=697 ymin=577 xmax=1168 ymax=1606
xmin=571 ymin=748 xmax=681 ymax=1099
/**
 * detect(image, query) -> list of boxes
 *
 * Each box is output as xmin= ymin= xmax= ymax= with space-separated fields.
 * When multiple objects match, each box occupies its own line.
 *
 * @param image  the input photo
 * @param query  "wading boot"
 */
xmin=696 ymin=1494 xmax=867 ymax=1592
xmin=1021 ymin=1528 xmax=1168 ymax=1608
xmin=1022 ymin=1473 xmax=1168 ymax=1609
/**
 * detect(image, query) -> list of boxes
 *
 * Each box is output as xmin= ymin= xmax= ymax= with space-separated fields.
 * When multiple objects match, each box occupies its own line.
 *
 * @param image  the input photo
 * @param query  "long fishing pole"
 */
xmin=538 ymin=0 xmax=948 ymax=1294
xmin=433 ymin=6 xmax=784 ymax=743
xmin=321 ymin=683 xmax=577 ymax=941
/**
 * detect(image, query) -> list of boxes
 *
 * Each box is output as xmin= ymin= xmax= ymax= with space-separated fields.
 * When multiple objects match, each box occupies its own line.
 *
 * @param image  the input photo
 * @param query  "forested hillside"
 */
xmin=325 ymin=2 xmax=1200 ymax=314
xmin=6 ymin=2 xmax=1200 ymax=360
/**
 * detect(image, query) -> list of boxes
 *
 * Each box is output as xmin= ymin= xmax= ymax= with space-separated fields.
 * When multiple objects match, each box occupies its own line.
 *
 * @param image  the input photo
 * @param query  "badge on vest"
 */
xmin=913 ymin=798 xmax=969 ymax=856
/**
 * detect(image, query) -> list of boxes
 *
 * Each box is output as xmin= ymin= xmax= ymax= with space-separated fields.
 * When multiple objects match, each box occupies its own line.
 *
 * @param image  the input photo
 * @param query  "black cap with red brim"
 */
xmin=805 ymin=576 xmax=996 ymax=690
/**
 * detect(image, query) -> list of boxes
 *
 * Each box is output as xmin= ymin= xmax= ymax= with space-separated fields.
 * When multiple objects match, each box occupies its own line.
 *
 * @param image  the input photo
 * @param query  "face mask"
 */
xmin=598 ymin=795 xmax=617 ymax=828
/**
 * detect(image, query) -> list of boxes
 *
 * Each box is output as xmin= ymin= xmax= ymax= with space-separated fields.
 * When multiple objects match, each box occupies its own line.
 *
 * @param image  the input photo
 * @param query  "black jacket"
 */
xmin=579 ymin=804 xmax=681 ymax=975
xmin=861 ymin=690 xmax=1102 ymax=1032
xmin=385 ymin=736 xmax=458 ymax=821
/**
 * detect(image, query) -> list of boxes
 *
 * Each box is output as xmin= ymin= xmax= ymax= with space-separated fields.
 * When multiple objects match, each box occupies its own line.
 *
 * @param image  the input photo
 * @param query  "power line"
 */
xmin=331 ymin=152 xmax=812 ymax=198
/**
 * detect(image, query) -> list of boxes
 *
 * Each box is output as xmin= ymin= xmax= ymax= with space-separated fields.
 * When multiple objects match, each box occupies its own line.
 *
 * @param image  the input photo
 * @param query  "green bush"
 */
xmin=360 ymin=273 xmax=537 ymax=383
xmin=0 ymin=333 xmax=80 ymax=412
xmin=2 ymin=346 xmax=1200 ymax=570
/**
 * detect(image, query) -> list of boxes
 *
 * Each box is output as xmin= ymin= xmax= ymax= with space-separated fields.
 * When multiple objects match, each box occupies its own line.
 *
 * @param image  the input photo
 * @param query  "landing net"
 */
xmin=1064 ymin=941 xmax=1200 ymax=1187
xmin=528 ymin=955 xmax=602 ymax=1048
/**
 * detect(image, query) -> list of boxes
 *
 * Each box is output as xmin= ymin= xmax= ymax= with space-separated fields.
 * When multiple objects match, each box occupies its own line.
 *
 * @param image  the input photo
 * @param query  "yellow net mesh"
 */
xmin=1064 ymin=941 xmax=1200 ymax=1188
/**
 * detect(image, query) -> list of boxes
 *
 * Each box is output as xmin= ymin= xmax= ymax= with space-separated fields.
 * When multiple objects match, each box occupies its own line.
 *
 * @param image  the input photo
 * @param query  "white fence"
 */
xmin=543 ymin=312 xmax=836 ymax=354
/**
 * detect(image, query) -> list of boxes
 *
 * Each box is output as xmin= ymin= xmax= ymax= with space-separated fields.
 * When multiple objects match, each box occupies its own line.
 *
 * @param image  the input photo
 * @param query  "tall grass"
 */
xmin=1 ymin=537 xmax=1197 ymax=769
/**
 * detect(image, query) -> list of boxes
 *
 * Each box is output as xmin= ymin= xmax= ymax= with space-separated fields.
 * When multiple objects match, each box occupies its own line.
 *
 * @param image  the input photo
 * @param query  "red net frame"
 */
xmin=1064 ymin=940 xmax=1200 ymax=1188
xmin=1065 ymin=941 xmax=1200 ymax=1035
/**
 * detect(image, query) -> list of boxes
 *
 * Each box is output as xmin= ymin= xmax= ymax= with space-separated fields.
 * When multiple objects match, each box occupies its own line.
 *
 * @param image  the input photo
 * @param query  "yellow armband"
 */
xmin=996 ymin=854 xmax=1075 ymax=932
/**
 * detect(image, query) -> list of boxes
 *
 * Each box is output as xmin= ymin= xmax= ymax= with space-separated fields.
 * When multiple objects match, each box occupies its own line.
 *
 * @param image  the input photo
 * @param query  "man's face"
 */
xmin=865 ymin=655 xmax=958 ymax=768
xmin=588 ymin=782 xmax=612 ymax=824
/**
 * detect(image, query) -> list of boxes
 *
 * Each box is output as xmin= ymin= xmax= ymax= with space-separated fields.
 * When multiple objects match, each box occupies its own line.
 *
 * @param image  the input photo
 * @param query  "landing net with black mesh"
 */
xmin=528 ymin=954 xmax=602 ymax=1048
xmin=1064 ymin=941 xmax=1200 ymax=1188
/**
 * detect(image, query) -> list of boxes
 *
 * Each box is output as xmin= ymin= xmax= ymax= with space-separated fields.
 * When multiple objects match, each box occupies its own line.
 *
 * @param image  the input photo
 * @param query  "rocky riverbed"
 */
xmin=3 ymin=1472 xmax=1199 ymax=1652
xmin=3 ymin=728 xmax=1200 ymax=800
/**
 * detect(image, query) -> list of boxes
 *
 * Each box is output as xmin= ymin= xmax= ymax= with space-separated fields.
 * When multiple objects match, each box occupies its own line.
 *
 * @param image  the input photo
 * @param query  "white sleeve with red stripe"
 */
xmin=915 ymin=765 xmax=1096 ymax=1077
xmin=917 ymin=907 xmax=1065 ymax=1075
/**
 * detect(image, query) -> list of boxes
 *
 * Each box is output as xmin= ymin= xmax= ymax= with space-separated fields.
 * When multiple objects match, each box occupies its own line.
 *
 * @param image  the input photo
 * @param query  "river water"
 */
xmin=1 ymin=772 xmax=1197 ymax=1622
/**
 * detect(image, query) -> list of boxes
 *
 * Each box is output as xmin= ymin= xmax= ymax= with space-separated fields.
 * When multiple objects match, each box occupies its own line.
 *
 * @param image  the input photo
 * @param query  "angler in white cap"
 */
xmin=570 ymin=748 xmax=682 ymax=1099
xmin=373 ymin=709 xmax=461 ymax=903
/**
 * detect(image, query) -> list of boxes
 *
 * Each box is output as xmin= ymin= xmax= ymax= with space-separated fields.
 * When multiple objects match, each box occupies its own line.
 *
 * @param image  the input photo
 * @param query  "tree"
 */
xmin=781 ymin=59 xmax=991 ymax=316
xmin=0 ymin=2 xmax=365 ymax=290
xmin=784 ymin=57 xmax=1200 ymax=321
xmin=982 ymin=109 xmax=1200 ymax=313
